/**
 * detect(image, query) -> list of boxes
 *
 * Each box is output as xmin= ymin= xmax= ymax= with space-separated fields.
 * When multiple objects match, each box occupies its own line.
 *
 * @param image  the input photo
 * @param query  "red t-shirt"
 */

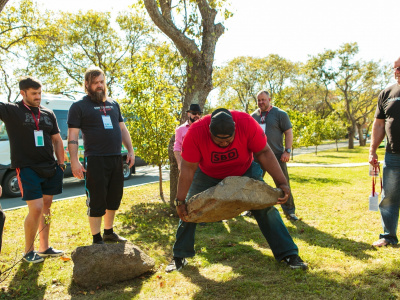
xmin=181 ymin=110 xmax=267 ymax=179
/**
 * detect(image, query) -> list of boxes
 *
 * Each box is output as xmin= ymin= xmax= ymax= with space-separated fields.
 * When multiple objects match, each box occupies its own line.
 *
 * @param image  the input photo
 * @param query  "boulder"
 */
xmin=72 ymin=242 xmax=155 ymax=288
xmin=185 ymin=176 xmax=283 ymax=223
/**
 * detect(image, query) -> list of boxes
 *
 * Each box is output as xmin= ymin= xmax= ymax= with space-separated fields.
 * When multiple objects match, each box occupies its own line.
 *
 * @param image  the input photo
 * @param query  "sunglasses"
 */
xmin=190 ymin=112 xmax=202 ymax=116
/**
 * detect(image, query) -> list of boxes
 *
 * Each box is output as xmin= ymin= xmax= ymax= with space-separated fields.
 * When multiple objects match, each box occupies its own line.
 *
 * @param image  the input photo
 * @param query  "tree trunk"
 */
xmin=168 ymin=135 xmax=178 ymax=209
xmin=158 ymin=164 xmax=166 ymax=204
xmin=347 ymin=127 xmax=355 ymax=149
xmin=0 ymin=0 xmax=8 ymax=13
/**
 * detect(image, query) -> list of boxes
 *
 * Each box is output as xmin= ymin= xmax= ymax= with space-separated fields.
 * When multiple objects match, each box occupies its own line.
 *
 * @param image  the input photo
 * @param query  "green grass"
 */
xmin=291 ymin=143 xmax=385 ymax=164
xmin=1 ymin=145 xmax=398 ymax=299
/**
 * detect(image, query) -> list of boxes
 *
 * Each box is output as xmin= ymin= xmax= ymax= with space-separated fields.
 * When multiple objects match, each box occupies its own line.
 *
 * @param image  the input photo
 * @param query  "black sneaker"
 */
xmin=23 ymin=251 xmax=44 ymax=263
xmin=165 ymin=257 xmax=187 ymax=272
xmin=282 ymin=255 xmax=308 ymax=270
xmin=38 ymin=247 xmax=64 ymax=257
xmin=103 ymin=232 xmax=127 ymax=243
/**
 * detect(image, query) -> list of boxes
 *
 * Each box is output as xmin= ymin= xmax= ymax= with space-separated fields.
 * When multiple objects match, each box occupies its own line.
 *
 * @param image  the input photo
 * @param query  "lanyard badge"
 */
xmin=24 ymin=103 xmax=44 ymax=147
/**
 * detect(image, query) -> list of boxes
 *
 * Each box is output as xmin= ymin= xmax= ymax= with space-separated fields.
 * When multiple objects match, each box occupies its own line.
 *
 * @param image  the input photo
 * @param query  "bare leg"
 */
xmin=88 ymin=216 xmax=102 ymax=235
xmin=25 ymin=199 xmax=44 ymax=253
xmin=38 ymin=195 xmax=53 ymax=252
xmin=104 ymin=210 xmax=116 ymax=230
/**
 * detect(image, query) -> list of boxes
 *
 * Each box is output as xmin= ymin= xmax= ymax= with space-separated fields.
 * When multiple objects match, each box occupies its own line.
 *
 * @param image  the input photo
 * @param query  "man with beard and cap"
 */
xmin=369 ymin=57 xmax=400 ymax=247
xmin=251 ymin=90 xmax=298 ymax=221
xmin=67 ymin=66 xmax=135 ymax=245
xmin=174 ymin=104 xmax=203 ymax=171
xmin=165 ymin=108 xmax=308 ymax=272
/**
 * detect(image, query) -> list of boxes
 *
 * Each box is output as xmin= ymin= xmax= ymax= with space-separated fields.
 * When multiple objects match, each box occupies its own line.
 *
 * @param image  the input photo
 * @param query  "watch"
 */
xmin=59 ymin=163 xmax=67 ymax=171
xmin=285 ymin=148 xmax=291 ymax=153
xmin=175 ymin=198 xmax=185 ymax=206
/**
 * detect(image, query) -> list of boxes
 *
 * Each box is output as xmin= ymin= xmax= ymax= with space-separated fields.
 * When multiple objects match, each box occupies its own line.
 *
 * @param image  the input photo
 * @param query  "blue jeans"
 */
xmin=172 ymin=161 xmax=299 ymax=261
xmin=379 ymin=152 xmax=400 ymax=244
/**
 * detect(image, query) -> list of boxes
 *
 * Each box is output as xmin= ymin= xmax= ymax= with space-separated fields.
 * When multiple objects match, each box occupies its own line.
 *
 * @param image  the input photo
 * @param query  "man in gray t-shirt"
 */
xmin=251 ymin=90 xmax=298 ymax=221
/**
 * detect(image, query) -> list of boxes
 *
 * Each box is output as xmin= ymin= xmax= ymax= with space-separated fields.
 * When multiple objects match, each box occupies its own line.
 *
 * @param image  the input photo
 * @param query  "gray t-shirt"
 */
xmin=251 ymin=107 xmax=292 ymax=155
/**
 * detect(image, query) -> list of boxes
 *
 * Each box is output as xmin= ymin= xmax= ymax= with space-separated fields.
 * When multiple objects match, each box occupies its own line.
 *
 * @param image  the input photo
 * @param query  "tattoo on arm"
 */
xmin=68 ymin=140 xmax=78 ymax=145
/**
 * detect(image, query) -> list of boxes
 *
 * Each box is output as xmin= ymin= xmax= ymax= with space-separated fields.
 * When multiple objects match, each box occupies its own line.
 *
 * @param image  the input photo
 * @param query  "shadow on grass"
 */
xmin=287 ymin=220 xmax=373 ymax=259
xmin=290 ymin=174 xmax=350 ymax=185
xmin=6 ymin=261 xmax=45 ymax=299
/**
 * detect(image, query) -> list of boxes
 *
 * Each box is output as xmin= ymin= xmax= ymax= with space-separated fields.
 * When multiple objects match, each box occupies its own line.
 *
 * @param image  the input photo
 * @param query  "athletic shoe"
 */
xmin=282 ymin=255 xmax=308 ymax=270
xmin=38 ymin=247 xmax=64 ymax=257
xmin=372 ymin=238 xmax=390 ymax=247
xmin=23 ymin=251 xmax=44 ymax=263
xmin=165 ymin=257 xmax=187 ymax=272
xmin=285 ymin=213 xmax=299 ymax=221
xmin=103 ymin=232 xmax=127 ymax=243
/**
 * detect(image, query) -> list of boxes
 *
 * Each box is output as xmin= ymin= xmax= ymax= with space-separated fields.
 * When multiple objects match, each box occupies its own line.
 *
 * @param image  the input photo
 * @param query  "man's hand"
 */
xmin=71 ymin=160 xmax=86 ymax=179
xmin=176 ymin=204 xmax=188 ymax=222
xmin=280 ymin=151 xmax=290 ymax=163
xmin=277 ymin=184 xmax=290 ymax=204
xmin=369 ymin=152 xmax=379 ymax=168
xmin=126 ymin=151 xmax=135 ymax=168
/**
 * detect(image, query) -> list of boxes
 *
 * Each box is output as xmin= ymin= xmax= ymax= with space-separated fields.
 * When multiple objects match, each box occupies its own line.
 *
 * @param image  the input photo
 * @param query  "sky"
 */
xmin=28 ymin=0 xmax=399 ymax=67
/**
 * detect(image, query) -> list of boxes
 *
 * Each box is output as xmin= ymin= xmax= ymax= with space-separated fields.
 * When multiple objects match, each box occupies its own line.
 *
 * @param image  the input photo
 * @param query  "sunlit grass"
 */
xmin=0 ymin=145 xmax=399 ymax=299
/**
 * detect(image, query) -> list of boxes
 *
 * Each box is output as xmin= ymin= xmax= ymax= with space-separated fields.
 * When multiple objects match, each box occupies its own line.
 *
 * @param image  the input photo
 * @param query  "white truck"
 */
xmin=0 ymin=94 xmax=138 ymax=197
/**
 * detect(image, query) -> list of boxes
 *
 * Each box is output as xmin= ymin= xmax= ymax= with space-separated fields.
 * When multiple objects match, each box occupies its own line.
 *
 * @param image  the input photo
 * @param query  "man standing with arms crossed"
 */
xmin=369 ymin=57 xmax=400 ymax=247
xmin=174 ymin=104 xmax=202 ymax=171
xmin=251 ymin=91 xmax=298 ymax=221
xmin=0 ymin=76 xmax=65 ymax=262
xmin=68 ymin=66 xmax=135 ymax=245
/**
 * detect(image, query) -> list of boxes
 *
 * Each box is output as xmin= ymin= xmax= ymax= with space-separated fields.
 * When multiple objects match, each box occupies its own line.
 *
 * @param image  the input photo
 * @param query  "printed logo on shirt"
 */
xmin=211 ymin=149 xmax=238 ymax=163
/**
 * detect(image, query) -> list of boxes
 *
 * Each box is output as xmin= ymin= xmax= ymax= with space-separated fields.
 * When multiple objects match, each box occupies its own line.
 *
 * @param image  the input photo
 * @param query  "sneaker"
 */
xmin=165 ymin=257 xmax=187 ymax=272
xmin=23 ymin=251 xmax=44 ymax=263
xmin=241 ymin=211 xmax=252 ymax=217
xmin=93 ymin=240 xmax=105 ymax=245
xmin=282 ymin=255 xmax=308 ymax=270
xmin=38 ymin=247 xmax=64 ymax=257
xmin=285 ymin=213 xmax=299 ymax=221
xmin=103 ymin=232 xmax=127 ymax=243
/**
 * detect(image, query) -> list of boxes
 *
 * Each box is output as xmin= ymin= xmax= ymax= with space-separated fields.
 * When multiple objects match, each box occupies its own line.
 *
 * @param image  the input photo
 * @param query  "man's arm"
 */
xmin=254 ymin=144 xmax=290 ymax=204
xmin=51 ymin=133 xmax=65 ymax=165
xmin=68 ymin=128 xmax=86 ymax=179
xmin=174 ymin=151 xmax=183 ymax=171
xmin=176 ymin=159 xmax=199 ymax=221
xmin=281 ymin=128 xmax=293 ymax=163
xmin=119 ymin=122 xmax=135 ymax=168
xmin=369 ymin=118 xmax=385 ymax=168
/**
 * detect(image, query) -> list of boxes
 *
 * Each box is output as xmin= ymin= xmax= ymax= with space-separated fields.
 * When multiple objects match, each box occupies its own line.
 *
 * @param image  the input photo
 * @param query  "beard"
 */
xmin=189 ymin=116 xmax=200 ymax=123
xmin=88 ymin=87 xmax=106 ymax=103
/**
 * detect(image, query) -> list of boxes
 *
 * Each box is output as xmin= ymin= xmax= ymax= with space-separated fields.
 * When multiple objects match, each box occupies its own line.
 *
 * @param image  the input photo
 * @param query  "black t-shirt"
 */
xmin=375 ymin=83 xmax=400 ymax=153
xmin=67 ymin=95 xmax=123 ymax=157
xmin=0 ymin=101 xmax=59 ymax=168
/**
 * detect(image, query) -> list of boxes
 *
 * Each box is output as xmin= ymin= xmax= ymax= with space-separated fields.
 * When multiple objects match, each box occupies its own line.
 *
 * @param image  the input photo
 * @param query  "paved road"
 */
xmin=0 ymin=165 xmax=170 ymax=211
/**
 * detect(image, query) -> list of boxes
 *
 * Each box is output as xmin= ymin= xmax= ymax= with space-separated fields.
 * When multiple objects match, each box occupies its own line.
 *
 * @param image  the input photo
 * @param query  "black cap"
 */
xmin=186 ymin=104 xmax=202 ymax=113
xmin=209 ymin=108 xmax=235 ymax=138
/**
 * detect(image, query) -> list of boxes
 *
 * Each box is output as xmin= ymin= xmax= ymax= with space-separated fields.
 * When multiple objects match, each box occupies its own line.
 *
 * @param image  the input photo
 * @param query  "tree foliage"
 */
xmin=122 ymin=45 xmax=180 ymax=202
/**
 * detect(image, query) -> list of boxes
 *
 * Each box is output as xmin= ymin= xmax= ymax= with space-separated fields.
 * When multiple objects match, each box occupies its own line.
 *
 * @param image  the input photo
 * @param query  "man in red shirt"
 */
xmin=166 ymin=108 xmax=307 ymax=272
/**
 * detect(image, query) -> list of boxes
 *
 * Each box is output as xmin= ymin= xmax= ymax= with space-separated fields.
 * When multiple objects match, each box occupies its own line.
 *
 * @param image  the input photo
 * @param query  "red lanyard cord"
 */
xmin=260 ymin=107 xmax=272 ymax=124
xmin=23 ymin=103 xmax=40 ymax=131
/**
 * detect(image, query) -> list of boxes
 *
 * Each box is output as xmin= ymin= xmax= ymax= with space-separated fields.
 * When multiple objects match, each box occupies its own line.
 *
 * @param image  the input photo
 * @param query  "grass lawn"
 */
xmin=1 ymin=145 xmax=398 ymax=300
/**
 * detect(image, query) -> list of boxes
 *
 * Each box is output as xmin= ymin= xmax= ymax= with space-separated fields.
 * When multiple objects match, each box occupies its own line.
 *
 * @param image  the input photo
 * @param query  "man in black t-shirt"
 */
xmin=0 ymin=76 xmax=65 ymax=263
xmin=67 ymin=66 xmax=135 ymax=245
xmin=369 ymin=57 xmax=400 ymax=247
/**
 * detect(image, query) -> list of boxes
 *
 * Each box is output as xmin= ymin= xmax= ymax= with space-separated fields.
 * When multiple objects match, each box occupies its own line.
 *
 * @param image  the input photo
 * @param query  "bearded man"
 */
xmin=67 ymin=66 xmax=135 ymax=245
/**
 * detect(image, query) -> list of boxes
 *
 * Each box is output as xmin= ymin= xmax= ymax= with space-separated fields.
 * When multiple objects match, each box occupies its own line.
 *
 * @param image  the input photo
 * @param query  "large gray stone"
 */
xmin=72 ymin=242 xmax=155 ymax=288
xmin=185 ymin=176 xmax=283 ymax=223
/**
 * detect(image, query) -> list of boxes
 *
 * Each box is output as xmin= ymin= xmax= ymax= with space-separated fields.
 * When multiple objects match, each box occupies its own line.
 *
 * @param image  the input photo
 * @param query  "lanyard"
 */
xmin=260 ymin=106 xmax=272 ymax=124
xmin=372 ymin=165 xmax=382 ymax=195
xmin=102 ymin=102 xmax=107 ymax=116
xmin=23 ymin=103 xmax=40 ymax=131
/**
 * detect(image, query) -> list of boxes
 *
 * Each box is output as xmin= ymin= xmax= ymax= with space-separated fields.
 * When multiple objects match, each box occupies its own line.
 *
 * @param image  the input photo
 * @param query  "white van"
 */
xmin=0 ymin=94 xmax=137 ymax=197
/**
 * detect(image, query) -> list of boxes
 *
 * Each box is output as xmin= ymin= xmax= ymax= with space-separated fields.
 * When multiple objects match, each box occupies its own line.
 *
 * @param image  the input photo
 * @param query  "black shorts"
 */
xmin=84 ymin=155 xmax=124 ymax=217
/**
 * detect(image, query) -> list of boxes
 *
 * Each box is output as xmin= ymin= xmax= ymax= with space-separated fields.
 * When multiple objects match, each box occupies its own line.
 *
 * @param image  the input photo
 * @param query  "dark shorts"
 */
xmin=84 ymin=155 xmax=124 ymax=217
xmin=17 ymin=166 xmax=64 ymax=201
